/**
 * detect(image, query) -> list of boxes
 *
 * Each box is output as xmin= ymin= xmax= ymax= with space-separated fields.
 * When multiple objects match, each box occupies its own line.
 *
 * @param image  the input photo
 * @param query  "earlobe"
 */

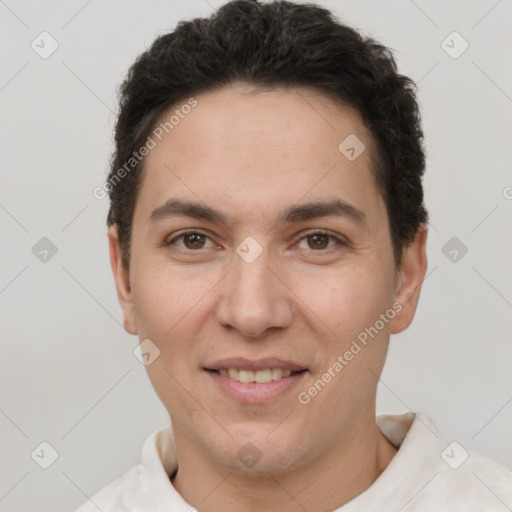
xmin=108 ymin=225 xmax=138 ymax=335
xmin=389 ymin=225 xmax=428 ymax=335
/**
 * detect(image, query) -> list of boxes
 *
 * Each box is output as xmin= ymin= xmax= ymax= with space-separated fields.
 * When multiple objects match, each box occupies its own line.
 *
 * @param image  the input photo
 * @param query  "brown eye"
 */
xmin=166 ymin=231 xmax=214 ymax=251
xmin=306 ymin=233 xmax=330 ymax=250
xmin=183 ymin=233 xmax=206 ymax=249
xmin=296 ymin=231 xmax=346 ymax=253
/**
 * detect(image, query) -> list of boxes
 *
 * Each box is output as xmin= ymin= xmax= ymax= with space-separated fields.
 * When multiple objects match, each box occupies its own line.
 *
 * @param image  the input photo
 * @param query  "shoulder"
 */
xmin=372 ymin=412 xmax=512 ymax=510
xmin=73 ymin=423 xmax=181 ymax=511
xmin=433 ymin=447 xmax=512 ymax=505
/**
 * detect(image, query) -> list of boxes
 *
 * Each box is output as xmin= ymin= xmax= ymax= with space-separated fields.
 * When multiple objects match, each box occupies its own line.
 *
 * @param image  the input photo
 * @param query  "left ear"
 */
xmin=389 ymin=225 xmax=428 ymax=334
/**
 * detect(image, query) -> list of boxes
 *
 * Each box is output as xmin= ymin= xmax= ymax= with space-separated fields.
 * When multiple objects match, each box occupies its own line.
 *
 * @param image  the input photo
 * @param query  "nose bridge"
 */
xmin=215 ymin=241 xmax=293 ymax=337
xmin=234 ymin=248 xmax=273 ymax=300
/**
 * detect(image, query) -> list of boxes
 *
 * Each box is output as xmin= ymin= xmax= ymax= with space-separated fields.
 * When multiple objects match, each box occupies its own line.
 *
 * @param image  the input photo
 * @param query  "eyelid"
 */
xmin=165 ymin=229 xmax=217 ymax=249
xmin=165 ymin=229 xmax=348 ymax=252
xmin=293 ymin=229 xmax=348 ymax=251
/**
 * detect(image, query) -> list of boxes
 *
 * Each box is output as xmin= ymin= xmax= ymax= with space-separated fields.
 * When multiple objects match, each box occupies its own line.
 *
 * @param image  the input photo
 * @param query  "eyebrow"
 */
xmin=148 ymin=198 xmax=366 ymax=227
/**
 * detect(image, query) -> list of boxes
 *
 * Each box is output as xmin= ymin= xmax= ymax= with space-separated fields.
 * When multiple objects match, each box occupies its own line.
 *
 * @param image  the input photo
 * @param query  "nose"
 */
xmin=214 ymin=245 xmax=294 ymax=339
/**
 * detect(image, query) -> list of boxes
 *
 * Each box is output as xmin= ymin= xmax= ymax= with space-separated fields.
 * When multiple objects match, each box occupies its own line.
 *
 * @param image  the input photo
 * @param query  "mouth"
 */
xmin=203 ymin=359 xmax=309 ymax=403
xmin=206 ymin=367 xmax=307 ymax=383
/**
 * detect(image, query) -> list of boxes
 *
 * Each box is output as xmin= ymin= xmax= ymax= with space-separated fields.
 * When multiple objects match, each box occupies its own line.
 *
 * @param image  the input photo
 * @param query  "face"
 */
xmin=109 ymin=84 xmax=427 ymax=475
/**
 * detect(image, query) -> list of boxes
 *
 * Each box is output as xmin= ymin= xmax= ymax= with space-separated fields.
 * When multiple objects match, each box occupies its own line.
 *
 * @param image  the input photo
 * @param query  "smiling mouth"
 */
xmin=206 ymin=368 xmax=307 ymax=383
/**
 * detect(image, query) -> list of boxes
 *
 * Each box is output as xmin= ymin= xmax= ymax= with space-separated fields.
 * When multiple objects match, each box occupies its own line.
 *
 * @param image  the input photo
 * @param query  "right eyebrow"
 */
xmin=148 ymin=199 xmax=228 ymax=225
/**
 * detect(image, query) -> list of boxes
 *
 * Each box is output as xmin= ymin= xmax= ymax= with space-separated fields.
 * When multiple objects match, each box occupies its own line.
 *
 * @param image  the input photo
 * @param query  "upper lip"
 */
xmin=204 ymin=357 xmax=307 ymax=372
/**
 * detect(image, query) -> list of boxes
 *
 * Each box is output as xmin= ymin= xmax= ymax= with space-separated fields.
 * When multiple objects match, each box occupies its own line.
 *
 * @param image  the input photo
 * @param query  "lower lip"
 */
xmin=205 ymin=370 xmax=308 ymax=403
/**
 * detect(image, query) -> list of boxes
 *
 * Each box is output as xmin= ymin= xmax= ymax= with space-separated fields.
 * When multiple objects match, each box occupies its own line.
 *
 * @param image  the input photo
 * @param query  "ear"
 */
xmin=108 ymin=225 xmax=138 ymax=335
xmin=389 ymin=225 xmax=428 ymax=334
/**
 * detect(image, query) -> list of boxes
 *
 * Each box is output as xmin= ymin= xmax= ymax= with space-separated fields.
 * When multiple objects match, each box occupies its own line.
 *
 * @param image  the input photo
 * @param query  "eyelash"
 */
xmin=165 ymin=230 xmax=347 ymax=254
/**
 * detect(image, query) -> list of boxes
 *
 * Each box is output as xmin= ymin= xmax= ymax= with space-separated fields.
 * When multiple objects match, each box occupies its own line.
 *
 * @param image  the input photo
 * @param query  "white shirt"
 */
xmin=75 ymin=412 xmax=512 ymax=511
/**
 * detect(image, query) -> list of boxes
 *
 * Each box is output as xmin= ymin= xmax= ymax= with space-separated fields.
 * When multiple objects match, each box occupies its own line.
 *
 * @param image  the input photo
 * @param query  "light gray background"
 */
xmin=1 ymin=0 xmax=511 ymax=510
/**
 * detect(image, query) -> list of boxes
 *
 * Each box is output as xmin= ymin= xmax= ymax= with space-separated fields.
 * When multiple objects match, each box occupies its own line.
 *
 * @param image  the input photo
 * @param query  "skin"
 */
xmin=109 ymin=83 xmax=428 ymax=511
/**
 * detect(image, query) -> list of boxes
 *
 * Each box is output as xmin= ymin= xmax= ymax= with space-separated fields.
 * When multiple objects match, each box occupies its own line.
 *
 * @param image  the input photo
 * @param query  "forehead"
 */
xmin=134 ymin=84 xmax=384 ymax=229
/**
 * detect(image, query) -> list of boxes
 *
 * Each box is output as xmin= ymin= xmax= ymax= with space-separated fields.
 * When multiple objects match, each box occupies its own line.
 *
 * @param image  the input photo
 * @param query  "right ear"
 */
xmin=108 ymin=225 xmax=138 ymax=335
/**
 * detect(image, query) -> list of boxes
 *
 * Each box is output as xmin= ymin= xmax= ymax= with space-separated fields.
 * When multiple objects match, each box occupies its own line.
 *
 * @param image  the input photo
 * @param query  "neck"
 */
xmin=171 ymin=406 xmax=397 ymax=512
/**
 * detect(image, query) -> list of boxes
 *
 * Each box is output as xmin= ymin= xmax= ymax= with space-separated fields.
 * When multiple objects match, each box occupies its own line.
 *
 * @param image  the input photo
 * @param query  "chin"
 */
xmin=213 ymin=431 xmax=307 ymax=476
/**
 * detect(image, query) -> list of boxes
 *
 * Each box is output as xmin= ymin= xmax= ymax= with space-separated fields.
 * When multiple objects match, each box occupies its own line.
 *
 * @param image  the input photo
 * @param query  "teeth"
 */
xmin=272 ymin=368 xmax=283 ymax=381
xmin=255 ymin=369 xmax=272 ymax=383
xmin=239 ymin=369 xmax=254 ymax=383
xmin=217 ymin=368 xmax=299 ymax=383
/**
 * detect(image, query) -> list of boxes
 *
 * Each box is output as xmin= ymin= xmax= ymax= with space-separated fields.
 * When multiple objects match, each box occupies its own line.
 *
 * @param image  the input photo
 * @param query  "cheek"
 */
xmin=131 ymin=262 xmax=202 ymax=339
xmin=132 ymin=278 xmax=176 ymax=339
xmin=297 ymin=268 xmax=393 ymax=421
xmin=294 ymin=263 xmax=394 ymax=342
xmin=130 ymin=262 xmax=219 ymax=375
xmin=133 ymin=267 xmax=210 ymax=423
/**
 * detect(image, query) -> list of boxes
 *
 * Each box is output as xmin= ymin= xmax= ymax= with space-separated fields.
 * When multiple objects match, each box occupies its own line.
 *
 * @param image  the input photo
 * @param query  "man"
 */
xmin=77 ymin=0 xmax=512 ymax=510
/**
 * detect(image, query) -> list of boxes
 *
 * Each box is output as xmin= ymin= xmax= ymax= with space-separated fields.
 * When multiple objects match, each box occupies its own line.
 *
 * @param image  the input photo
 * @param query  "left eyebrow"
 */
xmin=147 ymin=198 xmax=367 ymax=227
xmin=277 ymin=199 xmax=366 ymax=226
